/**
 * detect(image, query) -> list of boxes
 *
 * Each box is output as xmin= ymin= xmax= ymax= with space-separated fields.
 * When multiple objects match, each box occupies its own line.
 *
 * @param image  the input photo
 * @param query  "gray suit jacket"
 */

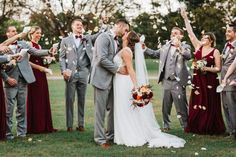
xmin=0 ymin=56 xmax=10 ymax=64
xmin=1 ymin=41 xmax=49 ymax=85
xmin=90 ymin=31 xmax=119 ymax=90
xmin=59 ymin=32 xmax=102 ymax=80
xmin=145 ymin=42 xmax=192 ymax=87
xmin=221 ymin=40 xmax=236 ymax=91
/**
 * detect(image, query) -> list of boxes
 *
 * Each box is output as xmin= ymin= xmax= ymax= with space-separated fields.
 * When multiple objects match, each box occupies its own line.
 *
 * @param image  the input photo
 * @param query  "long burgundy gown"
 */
xmin=27 ymin=41 xmax=56 ymax=134
xmin=185 ymin=46 xmax=226 ymax=135
xmin=0 ymin=76 xmax=6 ymax=140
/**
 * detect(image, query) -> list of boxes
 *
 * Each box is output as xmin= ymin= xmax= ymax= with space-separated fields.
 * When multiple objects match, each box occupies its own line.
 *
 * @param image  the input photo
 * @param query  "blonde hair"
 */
xmin=28 ymin=26 xmax=41 ymax=40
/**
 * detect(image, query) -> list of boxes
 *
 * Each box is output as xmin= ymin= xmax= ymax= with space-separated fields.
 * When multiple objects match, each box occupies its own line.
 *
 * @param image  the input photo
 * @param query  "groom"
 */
xmin=144 ymin=27 xmax=191 ymax=131
xmin=90 ymin=19 xmax=130 ymax=148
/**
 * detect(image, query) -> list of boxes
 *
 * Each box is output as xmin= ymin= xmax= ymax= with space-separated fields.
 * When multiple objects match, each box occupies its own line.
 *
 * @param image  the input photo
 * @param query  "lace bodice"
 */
xmin=113 ymin=47 xmax=132 ymax=68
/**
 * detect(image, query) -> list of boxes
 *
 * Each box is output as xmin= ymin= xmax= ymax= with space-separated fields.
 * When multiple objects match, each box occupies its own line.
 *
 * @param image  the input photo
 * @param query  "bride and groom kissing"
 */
xmin=90 ymin=19 xmax=190 ymax=148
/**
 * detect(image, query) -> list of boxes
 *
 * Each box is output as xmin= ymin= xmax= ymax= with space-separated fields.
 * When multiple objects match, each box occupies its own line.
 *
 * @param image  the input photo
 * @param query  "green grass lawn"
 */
xmin=0 ymin=59 xmax=236 ymax=157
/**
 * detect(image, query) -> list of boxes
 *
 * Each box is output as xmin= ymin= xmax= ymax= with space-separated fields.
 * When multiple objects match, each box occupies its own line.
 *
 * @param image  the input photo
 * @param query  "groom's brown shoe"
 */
xmin=100 ymin=143 xmax=110 ymax=149
xmin=76 ymin=126 xmax=85 ymax=132
xmin=67 ymin=127 xmax=73 ymax=132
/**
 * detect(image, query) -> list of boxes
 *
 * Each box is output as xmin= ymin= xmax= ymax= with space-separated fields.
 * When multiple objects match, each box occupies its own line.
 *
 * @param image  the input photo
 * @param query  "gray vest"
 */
xmin=164 ymin=48 xmax=176 ymax=80
xmin=76 ymin=44 xmax=90 ymax=70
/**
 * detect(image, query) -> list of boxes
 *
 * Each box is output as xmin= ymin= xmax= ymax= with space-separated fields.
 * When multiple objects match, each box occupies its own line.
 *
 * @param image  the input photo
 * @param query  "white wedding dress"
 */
xmin=113 ymin=43 xmax=186 ymax=148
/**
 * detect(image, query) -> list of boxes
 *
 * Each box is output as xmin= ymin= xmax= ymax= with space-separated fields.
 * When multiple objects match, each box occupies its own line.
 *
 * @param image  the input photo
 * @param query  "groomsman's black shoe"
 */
xmin=67 ymin=127 xmax=73 ymax=132
xmin=76 ymin=126 xmax=85 ymax=132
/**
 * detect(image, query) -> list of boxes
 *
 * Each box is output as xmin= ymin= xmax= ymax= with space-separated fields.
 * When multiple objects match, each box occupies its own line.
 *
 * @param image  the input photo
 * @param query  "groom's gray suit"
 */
xmin=90 ymin=30 xmax=119 ymax=144
xmin=59 ymin=32 xmax=102 ymax=129
xmin=145 ymin=42 xmax=191 ymax=129
xmin=1 ymin=41 xmax=49 ymax=139
xmin=221 ymin=40 xmax=236 ymax=135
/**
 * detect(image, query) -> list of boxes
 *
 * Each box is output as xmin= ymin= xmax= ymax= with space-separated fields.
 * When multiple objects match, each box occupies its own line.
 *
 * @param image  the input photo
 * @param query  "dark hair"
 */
xmin=228 ymin=24 xmax=236 ymax=33
xmin=115 ymin=19 xmax=130 ymax=27
xmin=172 ymin=27 xmax=184 ymax=35
xmin=71 ymin=18 xmax=83 ymax=26
xmin=127 ymin=31 xmax=140 ymax=52
xmin=203 ymin=32 xmax=216 ymax=47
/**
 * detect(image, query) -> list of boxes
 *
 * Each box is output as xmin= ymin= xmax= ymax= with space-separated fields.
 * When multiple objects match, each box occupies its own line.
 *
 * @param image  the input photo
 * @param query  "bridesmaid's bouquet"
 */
xmin=132 ymin=85 xmax=153 ymax=107
xmin=191 ymin=58 xmax=207 ymax=74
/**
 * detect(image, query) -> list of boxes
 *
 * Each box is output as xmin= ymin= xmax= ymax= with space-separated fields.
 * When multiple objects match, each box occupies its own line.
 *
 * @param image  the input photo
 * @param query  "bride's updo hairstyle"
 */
xmin=127 ymin=31 xmax=140 ymax=52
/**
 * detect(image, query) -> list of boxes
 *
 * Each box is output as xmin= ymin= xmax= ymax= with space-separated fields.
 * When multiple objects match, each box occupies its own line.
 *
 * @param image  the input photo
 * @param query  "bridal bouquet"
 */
xmin=132 ymin=85 xmax=153 ymax=107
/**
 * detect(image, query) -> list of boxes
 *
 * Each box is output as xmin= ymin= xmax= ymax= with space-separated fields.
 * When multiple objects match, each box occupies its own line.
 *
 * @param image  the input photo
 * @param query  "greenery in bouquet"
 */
xmin=191 ymin=58 xmax=207 ymax=74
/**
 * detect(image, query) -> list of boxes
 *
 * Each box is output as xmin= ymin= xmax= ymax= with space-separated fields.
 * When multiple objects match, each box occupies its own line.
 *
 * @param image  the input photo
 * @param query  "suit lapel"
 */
xmin=68 ymin=35 xmax=77 ymax=52
xmin=107 ymin=31 xmax=116 ymax=54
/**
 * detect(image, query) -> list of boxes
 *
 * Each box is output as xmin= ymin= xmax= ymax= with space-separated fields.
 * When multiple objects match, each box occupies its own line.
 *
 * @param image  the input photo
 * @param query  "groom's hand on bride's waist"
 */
xmin=118 ymin=66 xmax=128 ymax=75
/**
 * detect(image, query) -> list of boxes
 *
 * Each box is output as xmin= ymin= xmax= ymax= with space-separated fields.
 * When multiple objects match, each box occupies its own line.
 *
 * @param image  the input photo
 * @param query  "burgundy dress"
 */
xmin=0 ymin=76 xmax=6 ymax=140
xmin=185 ymin=47 xmax=226 ymax=135
xmin=27 ymin=41 xmax=55 ymax=134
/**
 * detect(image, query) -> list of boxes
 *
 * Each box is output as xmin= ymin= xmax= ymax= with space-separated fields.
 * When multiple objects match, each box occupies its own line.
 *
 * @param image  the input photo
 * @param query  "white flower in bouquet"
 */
xmin=196 ymin=59 xmax=207 ymax=70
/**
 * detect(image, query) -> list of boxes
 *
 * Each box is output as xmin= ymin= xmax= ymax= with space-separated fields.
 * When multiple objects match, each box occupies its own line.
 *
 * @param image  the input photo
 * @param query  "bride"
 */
xmin=113 ymin=31 xmax=186 ymax=148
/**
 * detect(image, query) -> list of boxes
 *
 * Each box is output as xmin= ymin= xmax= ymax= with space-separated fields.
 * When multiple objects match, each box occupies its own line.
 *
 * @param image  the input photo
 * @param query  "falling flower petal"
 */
xmin=177 ymin=115 xmax=181 ymax=118
xmin=28 ymin=138 xmax=33 ymax=142
xmin=202 ymin=106 xmax=206 ymax=110
xmin=195 ymin=152 xmax=199 ymax=156
xmin=207 ymin=85 xmax=212 ymax=89
xmin=161 ymin=26 xmax=167 ymax=31
xmin=201 ymin=147 xmax=207 ymax=151
xmin=193 ymin=105 xmax=198 ymax=109
xmin=194 ymin=90 xmax=200 ymax=95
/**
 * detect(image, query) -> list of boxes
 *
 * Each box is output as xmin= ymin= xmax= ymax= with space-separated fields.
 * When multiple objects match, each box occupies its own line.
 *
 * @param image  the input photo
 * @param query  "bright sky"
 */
xmin=17 ymin=0 xmax=182 ymax=24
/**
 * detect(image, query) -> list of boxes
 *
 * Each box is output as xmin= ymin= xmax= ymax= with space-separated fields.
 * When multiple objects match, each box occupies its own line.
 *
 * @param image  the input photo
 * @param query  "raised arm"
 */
xmin=1 ymin=32 xmax=27 ymax=46
xmin=180 ymin=8 xmax=201 ymax=50
xmin=121 ymin=48 xmax=138 ymax=88
xmin=144 ymin=47 xmax=161 ymax=59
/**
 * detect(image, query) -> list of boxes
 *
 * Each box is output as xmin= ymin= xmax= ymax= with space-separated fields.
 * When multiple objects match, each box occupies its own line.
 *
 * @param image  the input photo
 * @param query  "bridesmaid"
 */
xmin=181 ymin=8 xmax=225 ymax=135
xmin=27 ymin=26 xmax=56 ymax=134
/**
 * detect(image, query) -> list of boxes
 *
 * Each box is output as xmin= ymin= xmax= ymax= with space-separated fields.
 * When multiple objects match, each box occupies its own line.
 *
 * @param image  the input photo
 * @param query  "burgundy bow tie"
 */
xmin=75 ymin=35 xmax=82 ymax=39
xmin=227 ymin=42 xmax=234 ymax=49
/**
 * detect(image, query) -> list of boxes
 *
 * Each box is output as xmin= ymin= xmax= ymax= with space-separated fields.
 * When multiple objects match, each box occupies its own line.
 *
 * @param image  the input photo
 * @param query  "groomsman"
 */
xmin=2 ymin=26 xmax=54 ymax=140
xmin=144 ymin=27 xmax=191 ymax=131
xmin=59 ymin=18 xmax=106 ymax=132
xmin=221 ymin=24 xmax=236 ymax=137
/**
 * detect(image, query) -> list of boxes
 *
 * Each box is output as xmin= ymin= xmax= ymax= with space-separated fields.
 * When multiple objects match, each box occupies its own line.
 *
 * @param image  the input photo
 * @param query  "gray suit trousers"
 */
xmin=222 ymin=91 xmax=236 ymax=134
xmin=5 ymin=77 xmax=27 ymax=138
xmin=65 ymin=78 xmax=87 ymax=128
xmin=94 ymin=86 xmax=114 ymax=145
xmin=162 ymin=79 xmax=188 ymax=129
